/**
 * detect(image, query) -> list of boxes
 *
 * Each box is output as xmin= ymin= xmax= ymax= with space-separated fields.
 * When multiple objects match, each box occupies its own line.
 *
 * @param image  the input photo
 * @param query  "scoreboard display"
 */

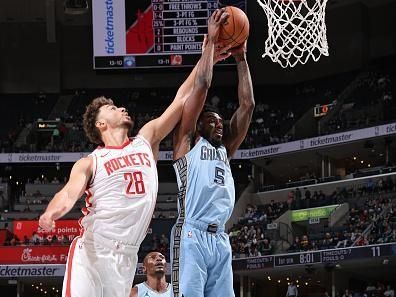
xmin=92 ymin=0 xmax=247 ymax=69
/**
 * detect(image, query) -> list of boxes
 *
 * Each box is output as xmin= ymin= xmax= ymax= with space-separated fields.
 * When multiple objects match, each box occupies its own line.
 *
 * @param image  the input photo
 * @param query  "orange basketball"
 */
xmin=218 ymin=6 xmax=250 ymax=48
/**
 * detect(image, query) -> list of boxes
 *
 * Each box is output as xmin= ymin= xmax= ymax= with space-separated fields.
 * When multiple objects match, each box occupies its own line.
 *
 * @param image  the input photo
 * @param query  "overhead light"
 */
xmin=268 ymin=276 xmax=271 ymax=280
xmin=368 ymin=164 xmax=371 ymax=167
xmin=278 ymin=280 xmax=281 ymax=283
xmin=305 ymin=282 xmax=309 ymax=286
xmin=360 ymin=160 xmax=364 ymax=164
xmin=353 ymin=156 xmax=357 ymax=160
xmin=287 ymin=277 xmax=290 ymax=281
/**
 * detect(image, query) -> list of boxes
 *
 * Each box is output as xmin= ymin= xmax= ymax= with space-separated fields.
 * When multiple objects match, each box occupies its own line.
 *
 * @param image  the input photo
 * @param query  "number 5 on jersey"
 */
xmin=214 ymin=166 xmax=225 ymax=185
xmin=124 ymin=172 xmax=146 ymax=195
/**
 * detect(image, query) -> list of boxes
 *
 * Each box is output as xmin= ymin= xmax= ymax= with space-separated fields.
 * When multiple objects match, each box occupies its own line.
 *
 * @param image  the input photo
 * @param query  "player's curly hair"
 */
xmin=83 ymin=96 xmax=113 ymax=145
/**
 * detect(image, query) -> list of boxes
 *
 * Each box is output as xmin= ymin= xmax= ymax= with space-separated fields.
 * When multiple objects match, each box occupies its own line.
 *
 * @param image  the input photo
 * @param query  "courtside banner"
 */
xmin=233 ymin=122 xmax=396 ymax=159
xmin=92 ymin=0 xmax=126 ymax=56
xmin=1 ymin=123 xmax=395 ymax=162
xmin=0 ymin=264 xmax=65 ymax=278
xmin=13 ymin=220 xmax=82 ymax=242
xmin=0 ymin=152 xmax=88 ymax=163
xmin=0 ymin=246 xmax=69 ymax=264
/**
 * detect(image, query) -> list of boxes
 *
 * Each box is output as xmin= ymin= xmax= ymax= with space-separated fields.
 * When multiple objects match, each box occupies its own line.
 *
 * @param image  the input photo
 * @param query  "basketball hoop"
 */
xmin=257 ymin=0 xmax=329 ymax=68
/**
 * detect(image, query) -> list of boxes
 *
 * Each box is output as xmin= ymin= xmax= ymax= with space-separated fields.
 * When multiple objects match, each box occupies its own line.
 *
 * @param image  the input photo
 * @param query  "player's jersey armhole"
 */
xmin=173 ymin=136 xmax=204 ymax=164
xmin=135 ymin=134 xmax=155 ymax=157
xmin=88 ymin=154 xmax=97 ymax=186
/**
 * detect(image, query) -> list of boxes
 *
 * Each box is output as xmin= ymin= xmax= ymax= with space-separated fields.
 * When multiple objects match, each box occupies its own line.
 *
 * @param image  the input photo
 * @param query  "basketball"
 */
xmin=218 ymin=6 xmax=250 ymax=48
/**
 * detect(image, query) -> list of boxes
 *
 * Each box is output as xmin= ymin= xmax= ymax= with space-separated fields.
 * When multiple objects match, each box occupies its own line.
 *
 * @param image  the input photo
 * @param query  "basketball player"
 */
xmin=130 ymin=252 xmax=172 ymax=297
xmin=171 ymin=40 xmax=255 ymax=297
xmin=38 ymin=8 xmax=230 ymax=297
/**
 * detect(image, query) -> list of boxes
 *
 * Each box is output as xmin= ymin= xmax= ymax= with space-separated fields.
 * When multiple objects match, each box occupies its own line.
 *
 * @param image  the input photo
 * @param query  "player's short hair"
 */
xmin=198 ymin=104 xmax=223 ymax=122
xmin=83 ymin=96 xmax=113 ymax=145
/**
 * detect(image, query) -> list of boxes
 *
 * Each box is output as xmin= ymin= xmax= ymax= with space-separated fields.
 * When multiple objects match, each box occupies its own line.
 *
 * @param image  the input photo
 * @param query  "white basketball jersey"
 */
xmin=80 ymin=136 xmax=158 ymax=245
xmin=135 ymin=282 xmax=173 ymax=297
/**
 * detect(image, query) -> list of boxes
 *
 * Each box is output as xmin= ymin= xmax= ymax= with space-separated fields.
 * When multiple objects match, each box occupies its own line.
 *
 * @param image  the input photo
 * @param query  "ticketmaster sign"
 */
xmin=291 ymin=205 xmax=339 ymax=222
xmin=0 ymin=122 xmax=395 ymax=162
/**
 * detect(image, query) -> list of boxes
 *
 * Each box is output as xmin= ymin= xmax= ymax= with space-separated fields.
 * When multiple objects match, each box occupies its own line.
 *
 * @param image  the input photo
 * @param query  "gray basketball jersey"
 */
xmin=173 ymin=137 xmax=235 ymax=226
xmin=135 ymin=282 xmax=172 ymax=297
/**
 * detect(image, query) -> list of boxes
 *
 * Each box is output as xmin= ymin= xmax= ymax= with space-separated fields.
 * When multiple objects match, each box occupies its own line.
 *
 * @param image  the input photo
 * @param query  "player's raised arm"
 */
xmin=39 ymin=157 xmax=92 ymax=231
xmin=139 ymin=9 xmax=230 ymax=161
xmin=223 ymin=41 xmax=255 ymax=157
xmin=173 ymin=9 xmax=229 ymax=160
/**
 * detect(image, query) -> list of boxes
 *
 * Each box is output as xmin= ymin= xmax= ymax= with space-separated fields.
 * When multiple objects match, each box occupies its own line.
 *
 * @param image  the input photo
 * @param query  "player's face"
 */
xmin=144 ymin=252 xmax=166 ymax=276
xmin=199 ymin=112 xmax=223 ymax=147
xmin=97 ymin=104 xmax=133 ymax=130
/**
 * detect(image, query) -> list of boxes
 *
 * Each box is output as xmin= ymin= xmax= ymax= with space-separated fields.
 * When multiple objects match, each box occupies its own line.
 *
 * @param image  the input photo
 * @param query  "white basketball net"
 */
xmin=257 ymin=0 xmax=329 ymax=68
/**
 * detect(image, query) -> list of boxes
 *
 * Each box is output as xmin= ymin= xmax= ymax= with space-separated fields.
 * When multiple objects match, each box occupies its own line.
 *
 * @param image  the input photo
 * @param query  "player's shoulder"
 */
xmin=129 ymin=286 xmax=138 ymax=297
xmin=72 ymin=156 xmax=93 ymax=172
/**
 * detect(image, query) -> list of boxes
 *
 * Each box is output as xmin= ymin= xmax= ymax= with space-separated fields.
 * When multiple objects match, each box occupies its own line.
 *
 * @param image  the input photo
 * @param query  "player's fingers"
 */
xmin=219 ymin=11 xmax=229 ymax=24
xmin=214 ymin=8 xmax=225 ymax=22
xmin=211 ymin=9 xmax=219 ymax=21
xmin=220 ymin=52 xmax=232 ymax=61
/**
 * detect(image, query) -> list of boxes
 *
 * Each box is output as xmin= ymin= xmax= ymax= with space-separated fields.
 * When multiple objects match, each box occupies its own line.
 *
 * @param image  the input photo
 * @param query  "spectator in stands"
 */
xmin=30 ymin=231 xmax=41 ymax=245
xmin=295 ymin=188 xmax=302 ymax=209
xmin=23 ymin=235 xmax=30 ymax=245
xmin=51 ymin=235 xmax=59 ymax=245
xmin=342 ymin=289 xmax=352 ymax=297
xmin=159 ymin=234 xmax=169 ymax=253
xmin=286 ymin=281 xmax=298 ymax=297
xmin=289 ymin=236 xmax=301 ymax=252
xmin=62 ymin=235 xmax=70 ymax=245
xmin=335 ymin=231 xmax=349 ymax=248
xmin=300 ymin=235 xmax=311 ymax=251
xmin=384 ymin=285 xmax=395 ymax=297
xmin=304 ymin=188 xmax=311 ymax=208
xmin=152 ymin=234 xmax=159 ymax=251
xmin=51 ymin=177 xmax=60 ymax=184
xmin=10 ymin=234 xmax=20 ymax=246
xmin=366 ymin=283 xmax=376 ymax=294
xmin=321 ymin=233 xmax=334 ymax=249
xmin=249 ymin=246 xmax=261 ymax=257
xmin=259 ymin=238 xmax=272 ymax=255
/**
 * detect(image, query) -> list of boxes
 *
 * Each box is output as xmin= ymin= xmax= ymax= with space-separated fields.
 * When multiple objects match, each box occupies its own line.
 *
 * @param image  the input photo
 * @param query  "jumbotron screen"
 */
xmin=92 ymin=0 xmax=247 ymax=69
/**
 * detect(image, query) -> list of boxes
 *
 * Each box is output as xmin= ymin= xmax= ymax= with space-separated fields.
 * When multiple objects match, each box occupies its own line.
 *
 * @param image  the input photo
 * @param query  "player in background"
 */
xmin=130 ymin=252 xmax=172 ymax=297
xmin=38 ymin=8 xmax=231 ymax=297
xmin=171 ymin=17 xmax=255 ymax=297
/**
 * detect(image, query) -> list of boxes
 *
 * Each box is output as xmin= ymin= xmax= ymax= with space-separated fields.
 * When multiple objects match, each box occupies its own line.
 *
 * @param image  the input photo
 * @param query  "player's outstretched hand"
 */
xmin=202 ymin=34 xmax=232 ymax=64
xmin=207 ymin=8 xmax=229 ymax=43
xmin=230 ymin=40 xmax=247 ymax=62
xmin=39 ymin=212 xmax=55 ymax=232
xmin=214 ymin=43 xmax=232 ymax=64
